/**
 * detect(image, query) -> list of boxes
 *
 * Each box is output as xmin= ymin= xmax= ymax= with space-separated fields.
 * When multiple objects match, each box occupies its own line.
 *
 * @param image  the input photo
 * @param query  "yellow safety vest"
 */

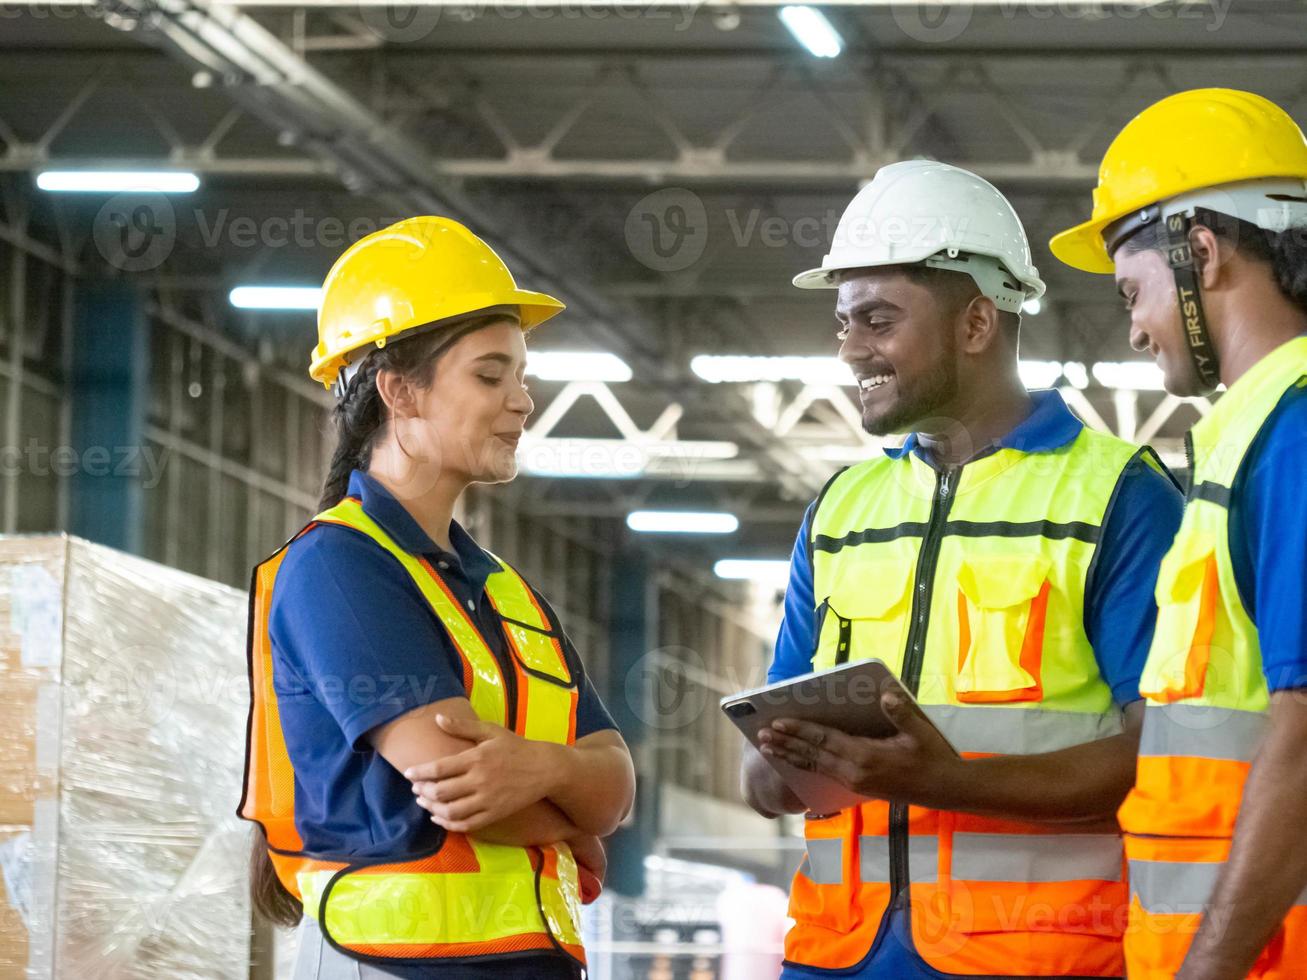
xmin=1119 ymin=335 xmax=1307 ymax=980
xmin=238 ymin=496 xmax=585 ymax=966
xmin=788 ymin=423 xmax=1156 ymax=977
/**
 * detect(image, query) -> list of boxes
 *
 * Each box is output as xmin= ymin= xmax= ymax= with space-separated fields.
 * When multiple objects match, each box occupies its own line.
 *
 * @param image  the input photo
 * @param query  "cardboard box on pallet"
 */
xmin=0 ymin=535 xmax=250 ymax=980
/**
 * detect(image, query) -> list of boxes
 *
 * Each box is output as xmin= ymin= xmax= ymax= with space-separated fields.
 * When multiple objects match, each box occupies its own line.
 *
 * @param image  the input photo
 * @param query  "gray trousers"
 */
xmin=292 ymin=917 xmax=397 ymax=980
xmin=291 ymin=916 xmax=585 ymax=980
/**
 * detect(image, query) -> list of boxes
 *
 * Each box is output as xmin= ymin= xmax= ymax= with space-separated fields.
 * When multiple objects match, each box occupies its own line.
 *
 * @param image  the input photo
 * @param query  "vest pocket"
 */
xmin=938 ymin=813 xmax=1127 ymax=939
xmin=1140 ymin=534 xmax=1219 ymax=703
xmin=955 ymin=555 xmax=1051 ymax=704
xmin=501 ymin=618 xmax=575 ymax=687
xmin=816 ymin=559 xmax=915 ymax=668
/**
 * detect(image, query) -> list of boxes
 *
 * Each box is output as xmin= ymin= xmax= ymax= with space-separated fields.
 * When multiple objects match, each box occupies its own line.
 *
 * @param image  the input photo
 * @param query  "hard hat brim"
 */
xmin=1049 ymin=219 xmax=1117 ymax=275
xmin=792 ymin=266 xmax=838 ymax=289
xmin=511 ymin=289 xmax=567 ymax=329
xmin=309 ymin=289 xmax=566 ymax=388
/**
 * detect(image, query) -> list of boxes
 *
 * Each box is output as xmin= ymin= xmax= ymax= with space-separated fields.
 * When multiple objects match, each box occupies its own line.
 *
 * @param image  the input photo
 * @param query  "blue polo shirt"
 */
xmin=775 ymin=390 xmax=1183 ymax=980
xmin=268 ymin=469 xmax=612 ymax=979
xmin=1229 ymin=380 xmax=1307 ymax=693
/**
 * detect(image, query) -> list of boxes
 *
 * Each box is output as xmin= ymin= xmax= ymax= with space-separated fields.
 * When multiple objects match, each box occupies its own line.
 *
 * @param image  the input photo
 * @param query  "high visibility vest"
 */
xmin=237 ymin=497 xmax=585 ymax=967
xmin=788 ymin=425 xmax=1154 ymax=977
xmin=1118 ymin=335 xmax=1307 ymax=980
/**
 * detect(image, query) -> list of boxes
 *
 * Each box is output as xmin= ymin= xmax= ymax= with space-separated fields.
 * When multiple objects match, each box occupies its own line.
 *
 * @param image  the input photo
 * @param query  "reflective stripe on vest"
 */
xmin=1120 ymin=336 xmax=1307 ymax=978
xmin=1130 ymin=859 xmax=1307 ymax=915
xmin=237 ymin=497 xmax=584 ymax=965
xmin=788 ymin=424 xmax=1145 ymax=977
xmin=804 ymin=834 xmax=1122 ymax=887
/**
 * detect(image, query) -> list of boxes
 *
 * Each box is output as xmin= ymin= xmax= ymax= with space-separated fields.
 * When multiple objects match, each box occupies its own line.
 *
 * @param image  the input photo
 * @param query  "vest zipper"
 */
xmin=1183 ymin=431 xmax=1195 ymax=497
xmin=889 ymin=463 xmax=959 ymax=906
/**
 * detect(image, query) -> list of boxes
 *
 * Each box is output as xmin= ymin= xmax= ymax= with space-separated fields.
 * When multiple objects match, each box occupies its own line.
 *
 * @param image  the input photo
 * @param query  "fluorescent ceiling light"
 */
xmin=691 ymin=353 xmax=1175 ymax=394
xmin=1022 ymin=298 xmax=1042 ymax=316
xmin=1091 ymin=361 xmax=1166 ymax=391
xmin=779 ymin=5 xmax=843 ymax=58
xmin=714 ymin=559 xmax=792 ymax=586
xmin=1062 ymin=362 xmax=1089 ymax=390
xmin=527 ymin=351 xmax=632 ymax=383
xmin=691 ymin=355 xmax=855 ymax=386
xmin=229 ymin=286 xmax=321 ymax=311
xmin=626 ymin=511 xmax=739 ymax=534
xmin=36 ymin=170 xmax=200 ymax=193
xmin=1017 ymin=359 xmax=1063 ymax=390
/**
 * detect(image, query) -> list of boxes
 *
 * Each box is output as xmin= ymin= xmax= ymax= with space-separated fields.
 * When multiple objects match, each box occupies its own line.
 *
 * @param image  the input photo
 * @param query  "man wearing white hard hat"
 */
xmin=741 ymin=161 xmax=1184 ymax=979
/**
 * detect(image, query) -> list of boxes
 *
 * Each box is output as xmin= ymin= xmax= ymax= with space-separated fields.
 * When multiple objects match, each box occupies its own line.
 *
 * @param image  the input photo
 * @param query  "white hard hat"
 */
xmin=793 ymin=160 xmax=1046 ymax=313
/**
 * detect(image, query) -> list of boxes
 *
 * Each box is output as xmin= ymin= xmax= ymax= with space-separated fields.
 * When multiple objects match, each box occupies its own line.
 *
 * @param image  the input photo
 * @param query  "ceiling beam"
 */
xmin=92 ymin=0 xmax=828 ymax=496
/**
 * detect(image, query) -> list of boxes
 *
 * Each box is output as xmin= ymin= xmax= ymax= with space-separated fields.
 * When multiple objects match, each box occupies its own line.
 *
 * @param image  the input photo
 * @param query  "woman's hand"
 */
xmin=567 ymin=834 xmax=606 ymax=904
xmin=405 ymin=714 xmax=557 ymax=833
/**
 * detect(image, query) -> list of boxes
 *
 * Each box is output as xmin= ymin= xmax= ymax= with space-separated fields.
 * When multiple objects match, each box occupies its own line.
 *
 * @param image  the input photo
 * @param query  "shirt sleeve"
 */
xmin=1230 ymin=385 xmax=1307 ymax=693
xmin=268 ymin=526 xmax=467 ymax=750
xmin=534 ymin=592 xmax=618 ymax=739
xmin=768 ymin=502 xmax=819 ymax=684
xmin=1085 ymin=452 xmax=1186 ymax=705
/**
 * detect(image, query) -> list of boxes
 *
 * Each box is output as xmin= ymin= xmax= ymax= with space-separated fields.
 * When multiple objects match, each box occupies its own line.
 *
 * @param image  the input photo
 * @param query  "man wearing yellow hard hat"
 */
xmin=1052 ymin=89 xmax=1307 ymax=979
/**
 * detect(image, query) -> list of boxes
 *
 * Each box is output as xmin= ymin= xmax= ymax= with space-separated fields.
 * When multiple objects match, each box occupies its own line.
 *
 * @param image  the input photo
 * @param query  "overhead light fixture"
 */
xmin=691 ymin=355 xmax=855 ymax=386
xmin=1091 ymin=361 xmax=1166 ymax=391
xmin=527 ymin=351 xmax=633 ymax=383
xmin=229 ymin=286 xmax=321 ymax=311
xmin=779 ymin=5 xmax=843 ymax=58
xmin=36 ymin=170 xmax=200 ymax=193
xmin=714 ymin=559 xmax=792 ymax=586
xmin=1062 ymin=361 xmax=1089 ymax=390
xmin=1022 ymin=298 xmax=1042 ymax=316
xmin=626 ymin=511 xmax=739 ymax=534
xmin=1017 ymin=359 xmax=1063 ymax=390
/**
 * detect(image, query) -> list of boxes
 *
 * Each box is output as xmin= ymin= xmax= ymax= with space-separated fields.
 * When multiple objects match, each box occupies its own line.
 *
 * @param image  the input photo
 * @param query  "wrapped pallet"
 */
xmin=0 ymin=534 xmax=250 ymax=979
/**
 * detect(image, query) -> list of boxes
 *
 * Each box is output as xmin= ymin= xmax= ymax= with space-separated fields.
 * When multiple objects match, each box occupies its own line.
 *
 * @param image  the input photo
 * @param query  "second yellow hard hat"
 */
xmin=1050 ymin=88 xmax=1307 ymax=273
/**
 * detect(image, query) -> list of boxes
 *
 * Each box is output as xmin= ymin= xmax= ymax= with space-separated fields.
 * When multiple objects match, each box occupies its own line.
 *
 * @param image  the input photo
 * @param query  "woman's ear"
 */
xmin=374 ymin=368 xmax=414 ymax=419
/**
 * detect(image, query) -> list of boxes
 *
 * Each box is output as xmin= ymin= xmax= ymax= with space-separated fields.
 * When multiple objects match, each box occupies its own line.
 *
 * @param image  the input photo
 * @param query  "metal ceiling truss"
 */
xmin=15 ymin=31 xmax=1307 ymax=187
xmin=24 ymin=0 xmax=823 ymax=496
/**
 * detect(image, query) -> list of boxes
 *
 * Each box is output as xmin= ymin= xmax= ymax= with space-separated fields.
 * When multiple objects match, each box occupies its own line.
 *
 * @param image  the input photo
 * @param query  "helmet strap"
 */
xmin=1163 ymin=209 xmax=1222 ymax=391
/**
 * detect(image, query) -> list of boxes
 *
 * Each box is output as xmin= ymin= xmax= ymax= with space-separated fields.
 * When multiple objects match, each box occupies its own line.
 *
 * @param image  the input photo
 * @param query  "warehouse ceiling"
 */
xmin=4 ymin=0 xmax=1306 ymax=555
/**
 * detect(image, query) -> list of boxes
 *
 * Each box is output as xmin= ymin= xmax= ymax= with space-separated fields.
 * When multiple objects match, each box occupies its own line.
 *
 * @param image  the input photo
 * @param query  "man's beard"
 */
xmin=862 ymin=356 xmax=958 ymax=438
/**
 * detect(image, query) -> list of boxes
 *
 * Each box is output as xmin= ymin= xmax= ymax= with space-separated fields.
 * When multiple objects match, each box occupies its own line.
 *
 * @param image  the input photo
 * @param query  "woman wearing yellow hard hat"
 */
xmin=236 ymin=216 xmax=635 ymax=979
xmin=1051 ymin=89 xmax=1307 ymax=980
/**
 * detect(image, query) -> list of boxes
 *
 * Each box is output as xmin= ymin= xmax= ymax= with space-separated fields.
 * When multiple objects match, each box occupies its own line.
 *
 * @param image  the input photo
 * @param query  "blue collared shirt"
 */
xmin=768 ymin=389 xmax=1185 ymax=706
xmin=1229 ymin=381 xmax=1307 ymax=692
xmin=267 ymin=469 xmax=616 ymax=856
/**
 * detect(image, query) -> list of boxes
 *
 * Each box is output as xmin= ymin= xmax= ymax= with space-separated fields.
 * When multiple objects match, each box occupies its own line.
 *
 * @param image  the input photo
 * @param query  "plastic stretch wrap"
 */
xmin=0 ymin=535 xmax=250 ymax=979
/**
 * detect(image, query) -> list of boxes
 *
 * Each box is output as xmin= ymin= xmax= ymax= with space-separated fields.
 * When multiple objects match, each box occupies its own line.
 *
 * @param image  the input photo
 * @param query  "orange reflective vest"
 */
xmin=1119 ymin=336 xmax=1307 ymax=979
xmin=238 ymin=496 xmax=585 ymax=967
xmin=788 ymin=424 xmax=1155 ymax=977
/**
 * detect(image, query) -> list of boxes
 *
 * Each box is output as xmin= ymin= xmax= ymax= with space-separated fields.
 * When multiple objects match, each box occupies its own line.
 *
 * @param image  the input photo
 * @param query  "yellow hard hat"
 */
xmin=1050 ymin=88 xmax=1307 ymax=273
xmin=310 ymin=216 xmax=565 ymax=389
